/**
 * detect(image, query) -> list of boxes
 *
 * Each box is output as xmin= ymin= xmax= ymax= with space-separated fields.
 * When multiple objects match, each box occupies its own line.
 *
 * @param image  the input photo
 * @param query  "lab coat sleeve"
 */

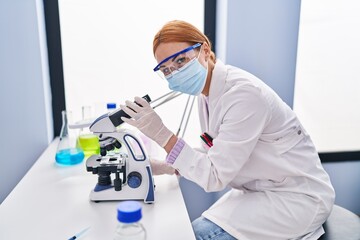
xmin=172 ymin=86 xmax=271 ymax=192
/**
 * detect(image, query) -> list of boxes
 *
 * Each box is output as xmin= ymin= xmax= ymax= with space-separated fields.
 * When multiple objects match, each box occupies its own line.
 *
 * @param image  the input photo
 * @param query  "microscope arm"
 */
xmin=89 ymin=114 xmax=116 ymax=133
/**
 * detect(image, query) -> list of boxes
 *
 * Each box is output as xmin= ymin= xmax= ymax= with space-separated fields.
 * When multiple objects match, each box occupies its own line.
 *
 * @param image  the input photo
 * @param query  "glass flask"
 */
xmin=76 ymin=106 xmax=100 ymax=158
xmin=55 ymin=110 xmax=84 ymax=165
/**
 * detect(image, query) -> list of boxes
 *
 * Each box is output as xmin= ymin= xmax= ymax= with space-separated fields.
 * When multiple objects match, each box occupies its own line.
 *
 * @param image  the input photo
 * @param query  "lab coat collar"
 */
xmin=198 ymin=59 xmax=228 ymax=132
xmin=207 ymin=59 xmax=228 ymax=112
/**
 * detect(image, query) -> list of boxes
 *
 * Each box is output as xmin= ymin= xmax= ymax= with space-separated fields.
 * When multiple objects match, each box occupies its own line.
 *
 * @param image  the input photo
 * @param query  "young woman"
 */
xmin=120 ymin=20 xmax=335 ymax=240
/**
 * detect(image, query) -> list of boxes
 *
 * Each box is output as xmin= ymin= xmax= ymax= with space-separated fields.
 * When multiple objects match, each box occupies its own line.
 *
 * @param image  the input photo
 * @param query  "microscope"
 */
xmin=84 ymin=91 xmax=194 ymax=203
xmin=86 ymin=95 xmax=155 ymax=203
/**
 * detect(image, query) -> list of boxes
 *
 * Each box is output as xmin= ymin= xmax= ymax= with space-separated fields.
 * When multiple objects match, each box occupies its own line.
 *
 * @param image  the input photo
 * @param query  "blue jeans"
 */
xmin=192 ymin=217 xmax=237 ymax=240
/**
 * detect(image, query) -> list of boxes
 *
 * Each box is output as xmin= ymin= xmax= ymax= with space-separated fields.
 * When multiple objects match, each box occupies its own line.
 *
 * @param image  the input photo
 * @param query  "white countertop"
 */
xmin=0 ymin=138 xmax=195 ymax=240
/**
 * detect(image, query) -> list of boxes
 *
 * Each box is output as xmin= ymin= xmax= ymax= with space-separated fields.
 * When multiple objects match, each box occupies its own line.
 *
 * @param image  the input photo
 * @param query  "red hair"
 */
xmin=153 ymin=20 xmax=216 ymax=63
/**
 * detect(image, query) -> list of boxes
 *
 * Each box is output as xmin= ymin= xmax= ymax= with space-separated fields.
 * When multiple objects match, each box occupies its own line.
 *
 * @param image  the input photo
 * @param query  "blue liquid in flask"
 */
xmin=55 ymin=148 xmax=84 ymax=165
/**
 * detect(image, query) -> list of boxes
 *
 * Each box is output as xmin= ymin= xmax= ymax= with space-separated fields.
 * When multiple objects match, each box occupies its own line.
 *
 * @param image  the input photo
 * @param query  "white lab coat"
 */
xmin=172 ymin=60 xmax=335 ymax=240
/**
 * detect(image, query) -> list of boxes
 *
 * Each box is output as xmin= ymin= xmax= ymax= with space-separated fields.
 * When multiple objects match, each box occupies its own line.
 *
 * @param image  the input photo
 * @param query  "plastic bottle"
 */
xmin=55 ymin=110 xmax=84 ymax=165
xmin=76 ymin=106 xmax=100 ymax=158
xmin=114 ymin=201 xmax=146 ymax=240
xmin=106 ymin=102 xmax=122 ymax=155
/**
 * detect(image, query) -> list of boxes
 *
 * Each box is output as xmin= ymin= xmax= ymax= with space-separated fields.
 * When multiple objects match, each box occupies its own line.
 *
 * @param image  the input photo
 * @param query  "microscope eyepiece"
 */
xmin=108 ymin=95 xmax=151 ymax=127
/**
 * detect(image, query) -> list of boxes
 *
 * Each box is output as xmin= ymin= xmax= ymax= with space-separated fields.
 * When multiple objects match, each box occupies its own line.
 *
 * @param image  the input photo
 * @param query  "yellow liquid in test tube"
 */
xmin=77 ymin=134 xmax=100 ymax=158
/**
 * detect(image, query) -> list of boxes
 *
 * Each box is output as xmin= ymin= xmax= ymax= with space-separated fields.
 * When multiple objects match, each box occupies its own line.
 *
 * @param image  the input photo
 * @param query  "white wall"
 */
xmin=0 ymin=0 xmax=53 ymax=203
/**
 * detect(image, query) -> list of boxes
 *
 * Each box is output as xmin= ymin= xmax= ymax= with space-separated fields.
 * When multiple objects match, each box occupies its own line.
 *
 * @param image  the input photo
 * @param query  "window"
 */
xmin=57 ymin=0 xmax=205 ymax=153
xmin=294 ymin=0 xmax=360 ymax=159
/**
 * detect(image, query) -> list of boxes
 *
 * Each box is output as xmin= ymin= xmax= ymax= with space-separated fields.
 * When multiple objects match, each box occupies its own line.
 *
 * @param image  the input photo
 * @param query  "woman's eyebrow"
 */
xmin=171 ymin=53 xmax=185 ymax=62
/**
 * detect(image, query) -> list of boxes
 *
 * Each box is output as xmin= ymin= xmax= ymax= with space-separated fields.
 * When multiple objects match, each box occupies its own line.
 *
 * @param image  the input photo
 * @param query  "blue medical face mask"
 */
xmin=166 ymin=56 xmax=208 ymax=96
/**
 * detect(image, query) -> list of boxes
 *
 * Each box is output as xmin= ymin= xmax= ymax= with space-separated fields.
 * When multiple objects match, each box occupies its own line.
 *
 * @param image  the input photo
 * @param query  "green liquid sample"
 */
xmin=77 ymin=134 xmax=100 ymax=158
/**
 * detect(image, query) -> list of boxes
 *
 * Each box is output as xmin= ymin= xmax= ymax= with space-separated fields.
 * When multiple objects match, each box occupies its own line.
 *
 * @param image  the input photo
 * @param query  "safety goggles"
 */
xmin=153 ymin=43 xmax=202 ymax=79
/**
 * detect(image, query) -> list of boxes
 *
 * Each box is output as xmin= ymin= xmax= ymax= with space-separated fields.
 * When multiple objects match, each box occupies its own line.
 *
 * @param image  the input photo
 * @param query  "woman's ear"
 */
xmin=202 ymin=42 xmax=211 ymax=61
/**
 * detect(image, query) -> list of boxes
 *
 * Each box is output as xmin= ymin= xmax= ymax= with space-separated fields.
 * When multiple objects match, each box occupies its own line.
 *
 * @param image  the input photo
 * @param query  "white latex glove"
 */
xmin=150 ymin=159 xmax=175 ymax=175
xmin=120 ymin=96 xmax=173 ymax=147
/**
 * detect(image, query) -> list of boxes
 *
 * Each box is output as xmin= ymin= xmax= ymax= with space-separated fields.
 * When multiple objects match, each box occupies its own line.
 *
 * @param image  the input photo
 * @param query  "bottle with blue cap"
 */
xmin=114 ymin=201 xmax=146 ymax=240
xmin=106 ymin=103 xmax=121 ymax=155
xmin=107 ymin=102 xmax=117 ymax=113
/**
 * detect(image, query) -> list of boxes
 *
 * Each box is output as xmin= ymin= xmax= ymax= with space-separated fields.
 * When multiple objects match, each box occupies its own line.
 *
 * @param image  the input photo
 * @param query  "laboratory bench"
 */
xmin=0 ymin=138 xmax=196 ymax=240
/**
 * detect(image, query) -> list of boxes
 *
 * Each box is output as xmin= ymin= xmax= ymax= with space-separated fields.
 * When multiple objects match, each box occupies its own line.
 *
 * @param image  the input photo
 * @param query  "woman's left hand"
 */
xmin=150 ymin=159 xmax=175 ymax=175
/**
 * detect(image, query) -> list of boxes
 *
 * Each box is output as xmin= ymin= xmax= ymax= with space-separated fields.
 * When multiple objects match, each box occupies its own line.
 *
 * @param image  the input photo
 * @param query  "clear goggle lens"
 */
xmin=156 ymin=55 xmax=199 ymax=80
xmin=154 ymin=43 xmax=202 ymax=80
